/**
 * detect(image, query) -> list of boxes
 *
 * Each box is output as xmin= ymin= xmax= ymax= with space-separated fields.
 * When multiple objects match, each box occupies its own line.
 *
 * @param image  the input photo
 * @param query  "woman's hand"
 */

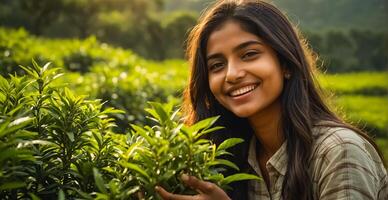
xmin=155 ymin=174 xmax=231 ymax=200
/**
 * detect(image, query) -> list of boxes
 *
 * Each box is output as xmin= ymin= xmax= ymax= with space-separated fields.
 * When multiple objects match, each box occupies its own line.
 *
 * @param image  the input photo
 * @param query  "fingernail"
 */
xmin=181 ymin=174 xmax=189 ymax=181
xmin=155 ymin=186 xmax=160 ymax=191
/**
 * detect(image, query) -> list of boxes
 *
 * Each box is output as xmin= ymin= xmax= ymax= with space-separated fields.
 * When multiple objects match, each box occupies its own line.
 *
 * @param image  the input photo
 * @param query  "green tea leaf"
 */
xmin=66 ymin=131 xmax=75 ymax=142
xmin=215 ymin=150 xmax=233 ymax=157
xmin=73 ymin=189 xmax=93 ymax=199
xmin=119 ymin=161 xmax=151 ymax=181
xmin=0 ymin=182 xmax=26 ymax=190
xmin=217 ymin=138 xmax=244 ymax=151
xmin=93 ymin=168 xmax=108 ymax=194
xmin=190 ymin=116 xmax=219 ymax=134
xmin=19 ymin=65 xmax=39 ymax=79
xmin=58 ymin=189 xmax=65 ymax=200
xmin=28 ymin=193 xmax=41 ymax=200
xmin=195 ymin=126 xmax=224 ymax=139
xmin=2 ymin=116 xmax=33 ymax=137
xmin=125 ymin=186 xmax=141 ymax=196
xmin=205 ymin=174 xmax=224 ymax=182
xmin=149 ymin=102 xmax=169 ymax=123
xmin=221 ymin=173 xmax=261 ymax=185
xmin=207 ymin=159 xmax=239 ymax=171
xmin=41 ymin=62 xmax=51 ymax=74
xmin=131 ymin=124 xmax=155 ymax=145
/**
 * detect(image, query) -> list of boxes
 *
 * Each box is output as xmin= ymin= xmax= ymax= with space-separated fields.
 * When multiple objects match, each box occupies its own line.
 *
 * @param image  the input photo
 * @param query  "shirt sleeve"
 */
xmin=315 ymin=131 xmax=387 ymax=200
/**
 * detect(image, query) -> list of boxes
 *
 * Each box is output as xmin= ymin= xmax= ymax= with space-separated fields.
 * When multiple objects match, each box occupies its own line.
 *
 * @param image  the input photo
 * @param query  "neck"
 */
xmin=248 ymin=99 xmax=285 ymax=156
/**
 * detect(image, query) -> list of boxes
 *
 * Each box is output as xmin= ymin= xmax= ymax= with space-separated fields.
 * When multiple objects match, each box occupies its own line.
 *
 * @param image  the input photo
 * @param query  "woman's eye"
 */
xmin=209 ymin=62 xmax=224 ymax=71
xmin=242 ymin=51 xmax=259 ymax=60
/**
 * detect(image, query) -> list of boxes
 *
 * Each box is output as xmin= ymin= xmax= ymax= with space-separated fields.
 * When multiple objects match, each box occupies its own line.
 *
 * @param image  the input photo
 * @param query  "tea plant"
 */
xmin=0 ymin=60 xmax=260 ymax=199
xmin=0 ymin=114 xmax=36 ymax=199
xmin=95 ymin=102 xmax=261 ymax=199
xmin=0 ymin=61 xmax=124 ymax=199
xmin=0 ymin=71 xmax=37 ymax=199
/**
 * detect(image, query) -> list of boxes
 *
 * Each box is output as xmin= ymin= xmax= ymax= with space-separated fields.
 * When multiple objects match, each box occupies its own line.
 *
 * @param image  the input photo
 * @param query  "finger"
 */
xmin=155 ymin=186 xmax=199 ymax=200
xmin=155 ymin=186 xmax=172 ymax=200
xmin=136 ymin=191 xmax=145 ymax=199
xmin=181 ymin=174 xmax=215 ymax=194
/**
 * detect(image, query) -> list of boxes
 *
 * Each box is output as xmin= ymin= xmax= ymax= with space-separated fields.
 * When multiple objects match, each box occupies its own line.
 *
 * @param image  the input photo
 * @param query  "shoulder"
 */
xmin=311 ymin=126 xmax=383 ymax=167
xmin=309 ymin=125 xmax=388 ymax=199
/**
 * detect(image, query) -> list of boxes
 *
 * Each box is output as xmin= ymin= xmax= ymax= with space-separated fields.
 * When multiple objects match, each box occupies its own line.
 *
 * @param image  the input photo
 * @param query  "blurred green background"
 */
xmin=0 ymin=0 xmax=387 ymax=157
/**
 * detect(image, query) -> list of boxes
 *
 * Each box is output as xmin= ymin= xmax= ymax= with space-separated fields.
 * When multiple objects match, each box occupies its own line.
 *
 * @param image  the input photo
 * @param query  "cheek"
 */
xmin=266 ymin=71 xmax=284 ymax=88
xmin=208 ymin=78 xmax=217 ymax=96
xmin=269 ymin=74 xmax=285 ymax=98
xmin=208 ymin=76 xmax=223 ymax=100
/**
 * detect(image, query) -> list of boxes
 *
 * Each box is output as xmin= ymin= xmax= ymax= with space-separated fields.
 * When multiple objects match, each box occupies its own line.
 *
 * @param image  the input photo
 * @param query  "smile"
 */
xmin=229 ymin=84 xmax=259 ymax=97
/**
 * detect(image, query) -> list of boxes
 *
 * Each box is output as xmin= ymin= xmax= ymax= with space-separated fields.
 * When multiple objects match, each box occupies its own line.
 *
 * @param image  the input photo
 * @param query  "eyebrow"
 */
xmin=206 ymin=40 xmax=263 ymax=61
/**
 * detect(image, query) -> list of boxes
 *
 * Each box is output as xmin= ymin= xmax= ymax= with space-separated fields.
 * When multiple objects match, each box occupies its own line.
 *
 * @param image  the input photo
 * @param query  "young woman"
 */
xmin=155 ymin=0 xmax=387 ymax=199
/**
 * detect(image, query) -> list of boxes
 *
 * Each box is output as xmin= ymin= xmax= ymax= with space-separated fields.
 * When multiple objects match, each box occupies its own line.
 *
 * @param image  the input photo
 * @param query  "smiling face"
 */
xmin=206 ymin=20 xmax=285 ymax=119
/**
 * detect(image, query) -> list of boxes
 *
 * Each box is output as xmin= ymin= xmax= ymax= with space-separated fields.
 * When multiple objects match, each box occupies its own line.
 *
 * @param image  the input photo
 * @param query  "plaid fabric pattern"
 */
xmin=247 ymin=126 xmax=388 ymax=200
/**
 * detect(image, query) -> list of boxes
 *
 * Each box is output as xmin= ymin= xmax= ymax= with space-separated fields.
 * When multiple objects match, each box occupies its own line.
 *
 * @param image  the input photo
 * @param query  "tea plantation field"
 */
xmin=1 ymin=27 xmax=387 ymax=199
xmin=1 ymin=27 xmax=388 ymax=158
xmin=318 ymin=72 xmax=388 ymax=137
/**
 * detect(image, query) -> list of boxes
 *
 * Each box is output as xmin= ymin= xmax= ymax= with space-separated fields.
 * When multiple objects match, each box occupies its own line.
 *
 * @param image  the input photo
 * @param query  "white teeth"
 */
xmin=230 ymin=85 xmax=257 ymax=97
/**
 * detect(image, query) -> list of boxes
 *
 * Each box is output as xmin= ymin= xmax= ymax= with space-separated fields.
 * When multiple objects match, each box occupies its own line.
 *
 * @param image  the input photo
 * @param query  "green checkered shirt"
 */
xmin=247 ymin=126 xmax=387 ymax=199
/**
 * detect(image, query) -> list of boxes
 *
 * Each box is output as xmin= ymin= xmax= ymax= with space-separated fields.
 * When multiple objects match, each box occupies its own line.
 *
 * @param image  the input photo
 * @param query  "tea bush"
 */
xmin=0 ymin=27 xmax=188 ymax=130
xmin=332 ymin=95 xmax=388 ymax=137
xmin=0 ymin=61 xmax=259 ymax=199
xmin=0 ymin=60 xmax=124 ymax=199
xmin=318 ymin=72 xmax=388 ymax=96
xmin=5 ymin=27 xmax=385 ymax=137
xmin=1 ymin=26 xmax=387 ymax=164
xmin=56 ymin=64 xmax=184 ymax=131
xmin=318 ymin=72 xmax=388 ymax=138
xmin=0 ymin=28 xmax=141 ymax=76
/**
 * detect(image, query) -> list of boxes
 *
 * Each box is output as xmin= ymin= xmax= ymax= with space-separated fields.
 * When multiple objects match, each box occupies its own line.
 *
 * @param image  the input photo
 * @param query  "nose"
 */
xmin=225 ymin=61 xmax=245 ymax=83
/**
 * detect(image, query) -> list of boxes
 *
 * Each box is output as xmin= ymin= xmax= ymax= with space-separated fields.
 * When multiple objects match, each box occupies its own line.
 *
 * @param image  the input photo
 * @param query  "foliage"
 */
xmin=0 ymin=67 xmax=37 ymax=198
xmin=376 ymin=138 xmax=388 ymax=166
xmin=0 ymin=105 xmax=36 ymax=198
xmin=0 ymin=61 xmax=259 ymax=199
xmin=332 ymin=95 xmax=388 ymax=138
xmin=0 ymin=28 xmax=143 ymax=75
xmin=1 ymin=0 xmax=386 ymax=65
xmin=0 ymin=0 xmax=196 ymax=60
xmin=0 ymin=27 xmax=191 ymax=132
xmin=0 ymin=26 xmax=386 ymax=137
xmin=305 ymin=29 xmax=387 ymax=72
xmin=165 ymin=0 xmax=387 ymax=31
xmin=318 ymin=72 xmax=388 ymax=96
xmin=318 ymin=72 xmax=388 ymax=138
xmin=92 ymin=102 xmax=260 ymax=199
xmin=0 ymin=60 xmax=125 ymax=199
xmin=163 ymin=11 xmax=197 ymax=58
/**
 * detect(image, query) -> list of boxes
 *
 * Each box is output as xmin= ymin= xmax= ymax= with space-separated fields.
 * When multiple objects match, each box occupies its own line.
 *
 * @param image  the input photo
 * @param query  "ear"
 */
xmin=284 ymin=72 xmax=291 ymax=79
xmin=282 ymin=66 xmax=291 ymax=79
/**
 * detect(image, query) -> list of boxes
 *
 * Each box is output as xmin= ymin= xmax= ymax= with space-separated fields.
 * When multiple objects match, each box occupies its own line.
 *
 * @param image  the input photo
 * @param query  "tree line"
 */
xmin=306 ymin=30 xmax=387 ymax=72
xmin=0 ymin=0 xmax=386 ymax=72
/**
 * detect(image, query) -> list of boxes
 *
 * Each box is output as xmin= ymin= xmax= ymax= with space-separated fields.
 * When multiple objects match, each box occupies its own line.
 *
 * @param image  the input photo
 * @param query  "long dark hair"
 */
xmin=182 ymin=0 xmax=385 ymax=199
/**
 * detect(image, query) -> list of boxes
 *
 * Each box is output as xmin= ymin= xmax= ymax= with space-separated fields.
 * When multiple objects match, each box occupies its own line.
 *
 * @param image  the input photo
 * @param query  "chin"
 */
xmin=231 ymin=108 xmax=255 ymax=118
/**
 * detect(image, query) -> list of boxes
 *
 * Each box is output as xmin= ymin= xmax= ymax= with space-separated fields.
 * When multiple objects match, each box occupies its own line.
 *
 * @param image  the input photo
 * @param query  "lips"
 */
xmin=229 ymin=83 xmax=259 ymax=97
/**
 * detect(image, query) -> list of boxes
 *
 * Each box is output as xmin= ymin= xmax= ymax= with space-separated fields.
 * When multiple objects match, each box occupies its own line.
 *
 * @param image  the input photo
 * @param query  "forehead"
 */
xmin=206 ymin=20 xmax=262 ymax=54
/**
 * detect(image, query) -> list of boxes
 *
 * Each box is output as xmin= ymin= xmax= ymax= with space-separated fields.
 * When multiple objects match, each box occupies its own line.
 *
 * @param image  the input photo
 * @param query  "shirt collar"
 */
xmin=248 ymin=136 xmax=262 ymax=176
xmin=248 ymin=135 xmax=288 ymax=176
xmin=267 ymin=140 xmax=288 ymax=176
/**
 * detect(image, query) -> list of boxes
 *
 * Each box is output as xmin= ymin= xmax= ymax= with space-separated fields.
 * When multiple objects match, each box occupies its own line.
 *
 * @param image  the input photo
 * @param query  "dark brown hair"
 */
xmin=183 ymin=0 xmax=385 ymax=199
